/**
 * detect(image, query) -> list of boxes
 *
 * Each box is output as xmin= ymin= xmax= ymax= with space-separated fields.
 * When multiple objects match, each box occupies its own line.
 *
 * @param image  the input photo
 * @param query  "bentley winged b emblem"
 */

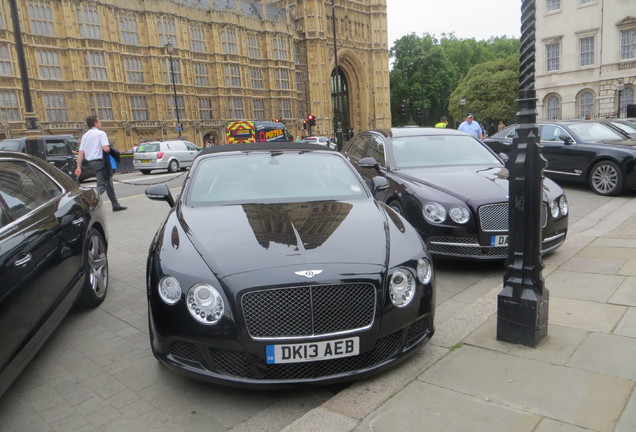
xmin=294 ymin=270 xmax=323 ymax=278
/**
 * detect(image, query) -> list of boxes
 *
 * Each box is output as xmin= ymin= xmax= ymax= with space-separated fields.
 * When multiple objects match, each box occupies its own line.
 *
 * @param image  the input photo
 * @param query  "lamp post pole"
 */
xmin=8 ymin=0 xmax=38 ymax=133
xmin=332 ymin=1 xmax=343 ymax=150
xmin=497 ymin=0 xmax=548 ymax=348
xmin=165 ymin=42 xmax=181 ymax=139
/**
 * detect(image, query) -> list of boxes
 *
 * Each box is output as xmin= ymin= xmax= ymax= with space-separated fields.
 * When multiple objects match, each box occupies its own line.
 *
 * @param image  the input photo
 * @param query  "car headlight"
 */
xmin=187 ymin=283 xmax=224 ymax=325
xmin=158 ymin=276 xmax=182 ymax=305
xmin=559 ymin=195 xmax=569 ymax=216
xmin=449 ymin=206 xmax=470 ymax=224
xmin=417 ymin=258 xmax=433 ymax=285
xmin=423 ymin=202 xmax=446 ymax=224
xmin=389 ymin=268 xmax=416 ymax=308
xmin=550 ymin=199 xmax=560 ymax=218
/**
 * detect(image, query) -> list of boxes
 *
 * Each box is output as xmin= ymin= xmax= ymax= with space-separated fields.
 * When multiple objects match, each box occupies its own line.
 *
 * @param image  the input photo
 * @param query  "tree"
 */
xmin=449 ymin=55 xmax=519 ymax=126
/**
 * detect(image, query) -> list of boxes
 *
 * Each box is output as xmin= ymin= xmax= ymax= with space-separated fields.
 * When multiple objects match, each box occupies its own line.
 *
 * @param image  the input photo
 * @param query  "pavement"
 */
xmin=282 ymin=194 xmax=636 ymax=432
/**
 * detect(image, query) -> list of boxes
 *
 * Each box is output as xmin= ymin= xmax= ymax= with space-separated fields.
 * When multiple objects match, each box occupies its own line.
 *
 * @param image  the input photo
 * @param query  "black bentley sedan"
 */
xmin=144 ymin=142 xmax=435 ymax=388
xmin=0 ymin=151 xmax=109 ymax=397
xmin=484 ymin=120 xmax=636 ymax=196
xmin=344 ymin=128 xmax=569 ymax=261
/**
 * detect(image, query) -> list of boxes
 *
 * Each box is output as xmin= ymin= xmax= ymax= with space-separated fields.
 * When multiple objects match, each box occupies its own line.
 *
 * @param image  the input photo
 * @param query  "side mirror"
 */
xmin=371 ymin=176 xmax=389 ymax=194
xmin=498 ymin=152 xmax=509 ymax=162
xmin=559 ymin=134 xmax=573 ymax=144
xmin=358 ymin=156 xmax=379 ymax=169
xmin=145 ymin=184 xmax=175 ymax=207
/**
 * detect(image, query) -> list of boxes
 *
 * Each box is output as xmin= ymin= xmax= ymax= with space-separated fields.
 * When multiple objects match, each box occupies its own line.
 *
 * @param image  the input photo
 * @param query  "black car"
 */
xmin=0 ymin=151 xmax=109 ymax=397
xmin=343 ymin=128 xmax=569 ymax=261
xmin=144 ymin=142 xmax=435 ymax=388
xmin=0 ymin=135 xmax=96 ymax=182
xmin=483 ymin=121 xmax=636 ymax=196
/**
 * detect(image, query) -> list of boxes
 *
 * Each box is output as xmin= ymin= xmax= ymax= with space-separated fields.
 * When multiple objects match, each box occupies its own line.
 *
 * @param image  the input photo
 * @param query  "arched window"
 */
xmin=619 ymin=87 xmax=634 ymax=117
xmin=579 ymin=91 xmax=594 ymax=118
xmin=545 ymin=95 xmax=561 ymax=120
xmin=330 ymin=68 xmax=350 ymax=138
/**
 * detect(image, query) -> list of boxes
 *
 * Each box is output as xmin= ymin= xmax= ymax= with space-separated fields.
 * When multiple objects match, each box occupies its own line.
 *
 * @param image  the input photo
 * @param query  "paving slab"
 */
xmin=355 ymin=381 xmax=540 ymax=432
xmin=619 ymin=260 xmax=636 ymax=276
xmin=567 ymin=332 xmax=636 ymax=381
xmin=534 ymin=418 xmax=595 ymax=431
xmin=548 ymin=297 xmax=626 ymax=333
xmin=560 ymin=257 xmax=626 ymax=275
xmin=614 ymin=307 xmax=636 ymax=338
xmin=465 ymin=316 xmax=589 ymax=365
xmin=615 ymin=388 xmax=636 ymax=432
xmin=545 ymin=270 xmax=624 ymax=302
xmin=282 ymin=407 xmax=358 ymax=432
xmin=608 ymin=276 xmax=636 ymax=306
xmin=418 ymin=346 xmax=632 ymax=432
xmin=575 ymin=245 xmax=636 ymax=260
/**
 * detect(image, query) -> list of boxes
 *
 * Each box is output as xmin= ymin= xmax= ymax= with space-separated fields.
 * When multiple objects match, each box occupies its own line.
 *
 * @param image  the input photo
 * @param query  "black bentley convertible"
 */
xmin=145 ymin=142 xmax=435 ymax=388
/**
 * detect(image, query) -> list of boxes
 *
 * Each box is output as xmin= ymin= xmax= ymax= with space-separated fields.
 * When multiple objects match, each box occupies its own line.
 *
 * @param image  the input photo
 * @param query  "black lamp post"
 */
xmin=332 ymin=0 xmax=343 ymax=150
xmin=8 ymin=0 xmax=38 ymax=133
xmin=496 ymin=0 xmax=548 ymax=348
xmin=165 ymin=42 xmax=181 ymax=139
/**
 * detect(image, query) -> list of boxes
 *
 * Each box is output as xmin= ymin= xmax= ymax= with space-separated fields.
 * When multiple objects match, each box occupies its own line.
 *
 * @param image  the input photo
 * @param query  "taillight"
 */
xmin=157 ymin=152 xmax=164 ymax=159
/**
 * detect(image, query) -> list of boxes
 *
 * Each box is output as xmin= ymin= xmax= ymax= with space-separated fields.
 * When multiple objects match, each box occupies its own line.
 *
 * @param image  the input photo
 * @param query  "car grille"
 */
xmin=427 ymin=230 xmax=566 ymax=259
xmin=479 ymin=203 xmax=547 ymax=232
xmin=241 ymin=283 xmax=376 ymax=339
xmin=167 ymin=320 xmax=433 ymax=381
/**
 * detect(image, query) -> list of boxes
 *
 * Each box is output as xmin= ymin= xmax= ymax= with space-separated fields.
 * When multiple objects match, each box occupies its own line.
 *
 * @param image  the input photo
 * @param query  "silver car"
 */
xmin=303 ymin=136 xmax=337 ymax=150
xmin=133 ymin=140 xmax=201 ymax=174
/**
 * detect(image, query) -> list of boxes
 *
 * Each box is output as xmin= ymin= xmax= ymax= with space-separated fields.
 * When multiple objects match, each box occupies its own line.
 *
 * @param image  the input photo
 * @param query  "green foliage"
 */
xmin=389 ymin=33 xmax=520 ymax=127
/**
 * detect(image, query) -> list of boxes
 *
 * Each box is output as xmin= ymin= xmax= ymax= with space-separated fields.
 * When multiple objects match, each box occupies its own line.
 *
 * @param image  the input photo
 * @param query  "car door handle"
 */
xmin=72 ymin=217 xmax=85 ymax=226
xmin=14 ymin=253 xmax=32 ymax=267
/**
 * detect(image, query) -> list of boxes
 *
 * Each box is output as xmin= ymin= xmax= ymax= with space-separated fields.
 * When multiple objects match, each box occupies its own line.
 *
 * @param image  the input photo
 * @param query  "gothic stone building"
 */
xmin=0 ymin=0 xmax=391 ymax=150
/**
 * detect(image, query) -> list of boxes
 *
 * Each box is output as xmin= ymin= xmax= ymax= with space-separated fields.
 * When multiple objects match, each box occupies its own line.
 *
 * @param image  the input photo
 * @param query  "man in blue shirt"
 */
xmin=458 ymin=113 xmax=483 ymax=139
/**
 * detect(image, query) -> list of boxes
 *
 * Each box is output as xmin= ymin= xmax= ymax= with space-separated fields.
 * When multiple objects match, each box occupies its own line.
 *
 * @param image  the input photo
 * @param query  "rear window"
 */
xmin=138 ymin=143 xmax=160 ymax=152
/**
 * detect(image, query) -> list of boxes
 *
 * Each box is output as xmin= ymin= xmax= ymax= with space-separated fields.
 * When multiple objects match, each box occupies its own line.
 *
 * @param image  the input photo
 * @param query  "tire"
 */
xmin=167 ymin=160 xmax=179 ymax=173
xmin=388 ymin=200 xmax=405 ymax=216
xmin=77 ymin=229 xmax=108 ymax=308
xmin=140 ymin=169 xmax=151 ymax=175
xmin=589 ymin=160 xmax=624 ymax=196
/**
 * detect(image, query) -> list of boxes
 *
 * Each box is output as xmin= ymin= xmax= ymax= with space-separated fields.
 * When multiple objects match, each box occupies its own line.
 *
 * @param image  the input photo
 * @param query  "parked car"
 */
xmin=303 ymin=136 xmax=337 ymax=150
xmin=598 ymin=119 xmax=636 ymax=138
xmin=133 ymin=140 xmax=201 ymax=174
xmin=0 ymin=135 xmax=96 ymax=181
xmin=0 ymin=151 xmax=109 ymax=397
xmin=483 ymin=121 xmax=636 ymax=196
xmin=144 ymin=142 xmax=435 ymax=388
xmin=343 ymin=128 xmax=569 ymax=261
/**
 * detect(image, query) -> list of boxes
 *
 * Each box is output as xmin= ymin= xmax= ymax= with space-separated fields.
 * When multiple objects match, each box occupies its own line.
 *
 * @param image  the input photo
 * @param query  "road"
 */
xmin=0 ymin=170 xmax=632 ymax=432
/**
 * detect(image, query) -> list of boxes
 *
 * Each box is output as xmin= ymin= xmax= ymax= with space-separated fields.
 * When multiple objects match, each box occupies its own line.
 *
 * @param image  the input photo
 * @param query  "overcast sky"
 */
xmin=386 ymin=0 xmax=522 ymax=46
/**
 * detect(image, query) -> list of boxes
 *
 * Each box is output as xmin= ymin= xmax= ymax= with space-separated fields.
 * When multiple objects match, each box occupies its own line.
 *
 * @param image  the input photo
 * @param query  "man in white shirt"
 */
xmin=75 ymin=116 xmax=127 ymax=211
xmin=458 ymin=113 xmax=484 ymax=140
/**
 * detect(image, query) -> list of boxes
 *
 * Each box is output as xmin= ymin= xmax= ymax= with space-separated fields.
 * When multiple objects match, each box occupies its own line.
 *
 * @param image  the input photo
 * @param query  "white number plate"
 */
xmin=490 ymin=234 xmax=509 ymax=247
xmin=266 ymin=337 xmax=359 ymax=364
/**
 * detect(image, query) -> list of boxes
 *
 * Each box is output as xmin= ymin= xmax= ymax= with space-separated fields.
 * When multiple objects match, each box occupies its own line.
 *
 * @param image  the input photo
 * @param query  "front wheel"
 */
xmin=77 ymin=228 xmax=108 ymax=308
xmin=589 ymin=160 xmax=624 ymax=196
xmin=388 ymin=200 xmax=405 ymax=216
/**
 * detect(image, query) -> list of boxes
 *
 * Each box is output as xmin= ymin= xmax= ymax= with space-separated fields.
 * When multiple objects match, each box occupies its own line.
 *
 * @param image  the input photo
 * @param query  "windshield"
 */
xmin=0 ymin=140 xmax=23 ymax=151
xmin=567 ymin=122 xmax=626 ymax=141
xmin=391 ymin=135 xmax=501 ymax=168
xmin=138 ymin=143 xmax=160 ymax=152
xmin=187 ymin=152 xmax=367 ymax=205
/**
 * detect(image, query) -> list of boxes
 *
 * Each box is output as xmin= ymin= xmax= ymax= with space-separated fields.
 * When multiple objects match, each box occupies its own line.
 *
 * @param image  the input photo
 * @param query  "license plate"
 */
xmin=266 ymin=336 xmax=359 ymax=364
xmin=141 ymin=160 xmax=151 ymax=163
xmin=490 ymin=234 xmax=509 ymax=247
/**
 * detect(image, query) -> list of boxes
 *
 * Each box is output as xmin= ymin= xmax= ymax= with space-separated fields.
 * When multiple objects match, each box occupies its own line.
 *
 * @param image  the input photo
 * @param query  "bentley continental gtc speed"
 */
xmin=344 ymin=128 xmax=569 ymax=261
xmin=144 ymin=142 xmax=436 ymax=388
xmin=0 ymin=151 xmax=109 ymax=397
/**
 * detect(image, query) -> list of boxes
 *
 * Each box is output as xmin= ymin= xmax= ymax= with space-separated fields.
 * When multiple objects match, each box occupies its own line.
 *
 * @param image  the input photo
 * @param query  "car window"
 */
xmin=540 ymin=125 xmax=567 ymax=142
xmin=187 ymin=152 xmax=366 ymax=205
xmin=567 ymin=122 xmax=625 ymax=141
xmin=0 ymin=140 xmax=23 ymax=151
xmin=46 ymin=141 xmax=72 ymax=156
xmin=391 ymin=135 xmax=501 ymax=168
xmin=366 ymin=135 xmax=385 ymax=166
xmin=0 ymin=161 xmax=58 ymax=219
xmin=185 ymin=142 xmax=200 ymax=151
xmin=344 ymin=135 xmax=367 ymax=160
xmin=138 ymin=143 xmax=159 ymax=152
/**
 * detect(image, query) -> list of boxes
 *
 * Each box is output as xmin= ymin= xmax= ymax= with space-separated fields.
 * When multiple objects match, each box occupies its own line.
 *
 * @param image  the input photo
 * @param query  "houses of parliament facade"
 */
xmin=0 ymin=0 xmax=391 ymax=150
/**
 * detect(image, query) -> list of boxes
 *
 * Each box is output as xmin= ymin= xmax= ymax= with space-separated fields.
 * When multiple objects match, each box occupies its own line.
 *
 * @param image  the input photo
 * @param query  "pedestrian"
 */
xmin=458 ymin=113 xmax=483 ymax=139
xmin=435 ymin=116 xmax=448 ymax=128
xmin=75 ymin=115 xmax=127 ymax=211
xmin=498 ymin=121 xmax=506 ymax=132
xmin=487 ymin=122 xmax=497 ymax=137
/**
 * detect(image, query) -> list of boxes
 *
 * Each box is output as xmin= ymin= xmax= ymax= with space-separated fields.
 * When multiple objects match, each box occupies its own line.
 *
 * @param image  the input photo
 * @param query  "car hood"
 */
xmin=179 ymin=200 xmax=390 ymax=277
xmin=396 ymin=165 xmax=512 ymax=203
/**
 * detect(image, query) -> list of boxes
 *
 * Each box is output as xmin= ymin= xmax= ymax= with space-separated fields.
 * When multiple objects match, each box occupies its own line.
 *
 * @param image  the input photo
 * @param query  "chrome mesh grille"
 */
xmin=479 ymin=203 xmax=548 ymax=232
xmin=242 ymin=283 xmax=376 ymax=339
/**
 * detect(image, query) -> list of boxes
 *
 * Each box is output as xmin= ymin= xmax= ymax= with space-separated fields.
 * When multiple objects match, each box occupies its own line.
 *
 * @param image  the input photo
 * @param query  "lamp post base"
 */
xmin=497 ymin=285 xmax=549 ymax=348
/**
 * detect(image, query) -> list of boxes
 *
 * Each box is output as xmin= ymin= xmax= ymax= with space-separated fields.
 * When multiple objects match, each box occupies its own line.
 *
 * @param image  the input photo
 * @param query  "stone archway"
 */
xmin=330 ymin=68 xmax=350 ymax=139
xmin=331 ymin=50 xmax=369 ymax=138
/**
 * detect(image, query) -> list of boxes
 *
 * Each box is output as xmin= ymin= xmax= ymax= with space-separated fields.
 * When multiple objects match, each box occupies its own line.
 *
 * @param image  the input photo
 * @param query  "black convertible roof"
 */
xmin=199 ymin=141 xmax=331 ymax=156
